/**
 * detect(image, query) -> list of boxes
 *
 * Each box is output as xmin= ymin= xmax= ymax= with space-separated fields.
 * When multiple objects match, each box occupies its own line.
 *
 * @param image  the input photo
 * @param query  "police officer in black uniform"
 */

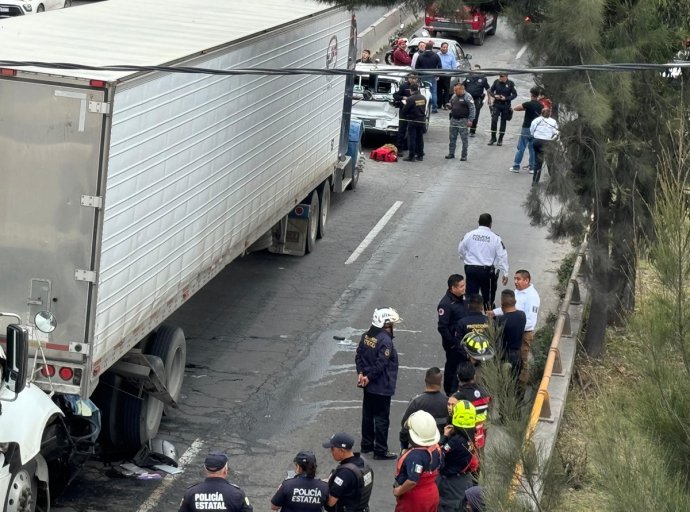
xmin=271 ymin=450 xmax=329 ymax=511
xmin=487 ymin=73 xmax=517 ymax=146
xmin=392 ymin=73 xmax=418 ymax=156
xmin=179 ymin=452 xmax=253 ymax=512
xmin=462 ymin=65 xmax=490 ymax=137
xmin=437 ymin=274 xmax=468 ymax=395
xmin=323 ymin=433 xmax=374 ymax=512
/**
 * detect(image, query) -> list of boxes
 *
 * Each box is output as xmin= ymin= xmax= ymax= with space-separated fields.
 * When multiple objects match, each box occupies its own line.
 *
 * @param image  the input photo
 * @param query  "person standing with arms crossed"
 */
xmin=355 ymin=308 xmax=401 ymax=460
xmin=458 ymin=213 xmax=509 ymax=309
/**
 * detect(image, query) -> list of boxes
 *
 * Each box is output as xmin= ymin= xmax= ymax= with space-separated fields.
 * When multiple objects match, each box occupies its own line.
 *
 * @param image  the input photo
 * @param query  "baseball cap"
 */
xmin=322 ymin=432 xmax=354 ymax=450
xmin=293 ymin=450 xmax=316 ymax=465
xmin=204 ymin=451 xmax=228 ymax=471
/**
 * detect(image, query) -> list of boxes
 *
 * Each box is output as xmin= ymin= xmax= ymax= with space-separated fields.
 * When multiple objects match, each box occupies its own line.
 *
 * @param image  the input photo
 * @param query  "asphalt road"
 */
xmin=53 ymin=19 xmax=568 ymax=512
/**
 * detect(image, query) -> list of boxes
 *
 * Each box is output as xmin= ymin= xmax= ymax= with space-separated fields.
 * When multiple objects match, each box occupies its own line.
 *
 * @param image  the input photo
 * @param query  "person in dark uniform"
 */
xmin=453 ymin=362 xmax=491 ymax=452
xmin=487 ymin=73 xmax=517 ymax=146
xmin=437 ymin=274 xmax=468 ymax=395
xmin=462 ymin=65 xmax=490 ymax=137
xmin=271 ymin=451 xmax=329 ymax=511
xmin=323 ymin=433 xmax=374 ymax=512
xmin=355 ymin=307 xmax=400 ymax=460
xmin=393 ymin=74 xmax=418 ymax=156
xmin=393 ymin=411 xmax=442 ymax=512
xmin=454 ymin=295 xmax=489 ymax=360
xmin=401 ymin=85 xmax=427 ymax=162
xmin=179 ymin=452 xmax=253 ymax=512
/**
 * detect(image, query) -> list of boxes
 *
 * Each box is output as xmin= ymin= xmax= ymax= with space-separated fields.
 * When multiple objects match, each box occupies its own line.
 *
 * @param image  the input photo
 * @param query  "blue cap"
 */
xmin=322 ymin=432 xmax=354 ymax=450
xmin=204 ymin=451 xmax=228 ymax=471
xmin=294 ymin=450 xmax=316 ymax=466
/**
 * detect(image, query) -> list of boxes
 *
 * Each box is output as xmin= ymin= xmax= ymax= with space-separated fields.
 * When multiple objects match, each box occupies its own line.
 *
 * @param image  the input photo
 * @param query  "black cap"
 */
xmin=322 ymin=432 xmax=354 ymax=450
xmin=204 ymin=451 xmax=228 ymax=471
xmin=293 ymin=450 xmax=316 ymax=466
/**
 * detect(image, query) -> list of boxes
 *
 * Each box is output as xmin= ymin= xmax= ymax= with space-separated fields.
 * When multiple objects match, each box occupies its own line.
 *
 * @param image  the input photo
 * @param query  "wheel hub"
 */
xmin=7 ymin=469 xmax=34 ymax=512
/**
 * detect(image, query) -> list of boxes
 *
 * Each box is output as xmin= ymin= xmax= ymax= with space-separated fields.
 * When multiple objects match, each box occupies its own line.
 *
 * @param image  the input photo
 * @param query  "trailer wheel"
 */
xmin=146 ymin=325 xmax=187 ymax=415
xmin=317 ymin=181 xmax=330 ymax=239
xmin=91 ymin=372 xmax=124 ymax=455
xmin=4 ymin=459 xmax=37 ymax=512
xmin=120 ymin=364 xmax=165 ymax=452
xmin=305 ymin=191 xmax=320 ymax=254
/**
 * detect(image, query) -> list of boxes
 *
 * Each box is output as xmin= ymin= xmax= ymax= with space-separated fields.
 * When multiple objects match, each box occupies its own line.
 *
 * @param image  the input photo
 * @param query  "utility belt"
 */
xmin=450 ymin=116 xmax=469 ymax=120
xmin=465 ymin=264 xmax=495 ymax=271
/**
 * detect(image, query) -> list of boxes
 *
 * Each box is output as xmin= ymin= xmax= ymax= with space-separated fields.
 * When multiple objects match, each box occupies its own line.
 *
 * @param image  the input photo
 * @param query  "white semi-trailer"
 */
xmin=0 ymin=0 xmax=361 ymax=509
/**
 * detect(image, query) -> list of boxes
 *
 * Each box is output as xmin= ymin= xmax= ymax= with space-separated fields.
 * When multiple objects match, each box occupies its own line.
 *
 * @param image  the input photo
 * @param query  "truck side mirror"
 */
xmin=4 ymin=324 xmax=29 ymax=395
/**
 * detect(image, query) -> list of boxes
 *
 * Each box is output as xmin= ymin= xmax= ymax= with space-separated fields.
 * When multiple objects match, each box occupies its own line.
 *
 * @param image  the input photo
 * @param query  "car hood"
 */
xmin=352 ymin=99 xmax=397 ymax=120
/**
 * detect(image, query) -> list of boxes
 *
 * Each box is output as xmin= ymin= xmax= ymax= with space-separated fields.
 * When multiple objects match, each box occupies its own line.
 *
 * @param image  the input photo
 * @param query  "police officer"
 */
xmin=392 ymin=74 xmax=418 ymax=156
xmin=462 ymin=65 xmax=490 ymax=137
xmin=393 ymin=411 xmax=442 ymax=512
xmin=487 ymin=73 xmax=517 ymax=146
xmin=271 ymin=451 xmax=329 ymax=511
xmin=179 ymin=452 xmax=253 ymax=512
xmin=355 ymin=307 xmax=400 ymax=460
xmin=323 ymin=432 xmax=374 ymax=512
xmin=437 ymin=275 xmax=468 ymax=395
xmin=457 ymin=213 xmax=509 ymax=309
xmin=402 ymin=85 xmax=427 ymax=162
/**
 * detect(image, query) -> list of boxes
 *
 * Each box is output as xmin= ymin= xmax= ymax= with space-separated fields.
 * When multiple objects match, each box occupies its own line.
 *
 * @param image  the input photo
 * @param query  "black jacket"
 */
xmin=463 ymin=75 xmax=490 ymax=99
xmin=489 ymin=79 xmax=517 ymax=104
xmin=402 ymin=92 xmax=427 ymax=121
xmin=415 ymin=50 xmax=441 ymax=70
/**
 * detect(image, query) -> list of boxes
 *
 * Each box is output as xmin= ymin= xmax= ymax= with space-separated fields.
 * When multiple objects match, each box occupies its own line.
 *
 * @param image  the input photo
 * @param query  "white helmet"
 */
xmin=406 ymin=410 xmax=440 ymax=447
xmin=371 ymin=307 xmax=402 ymax=328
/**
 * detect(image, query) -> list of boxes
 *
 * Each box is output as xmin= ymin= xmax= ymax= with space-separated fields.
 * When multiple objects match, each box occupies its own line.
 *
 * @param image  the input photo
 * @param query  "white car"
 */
xmin=352 ymin=64 xmax=433 ymax=137
xmin=0 ymin=0 xmax=70 ymax=17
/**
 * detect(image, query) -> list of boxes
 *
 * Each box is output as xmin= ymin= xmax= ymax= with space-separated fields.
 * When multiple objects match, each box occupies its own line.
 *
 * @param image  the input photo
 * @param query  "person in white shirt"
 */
xmin=458 ymin=213 xmax=509 ymax=309
xmin=410 ymin=41 xmax=426 ymax=68
xmin=529 ymin=107 xmax=559 ymax=185
xmin=489 ymin=269 xmax=540 ymax=388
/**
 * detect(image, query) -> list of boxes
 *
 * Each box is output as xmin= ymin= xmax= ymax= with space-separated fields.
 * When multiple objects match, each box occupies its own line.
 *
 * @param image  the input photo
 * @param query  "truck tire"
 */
xmin=91 ymin=372 xmax=124 ymax=454
xmin=4 ymin=459 xmax=37 ymax=512
xmin=119 ymin=359 xmax=165 ymax=453
xmin=317 ymin=181 xmax=330 ymax=239
xmin=305 ymin=191 xmax=320 ymax=254
xmin=146 ymin=324 xmax=187 ymax=415
xmin=473 ymin=31 xmax=486 ymax=46
xmin=487 ymin=19 xmax=497 ymax=36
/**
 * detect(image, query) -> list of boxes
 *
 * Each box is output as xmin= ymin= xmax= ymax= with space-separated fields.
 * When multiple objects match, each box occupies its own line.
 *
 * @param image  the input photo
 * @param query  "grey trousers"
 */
xmin=437 ymin=472 xmax=473 ymax=512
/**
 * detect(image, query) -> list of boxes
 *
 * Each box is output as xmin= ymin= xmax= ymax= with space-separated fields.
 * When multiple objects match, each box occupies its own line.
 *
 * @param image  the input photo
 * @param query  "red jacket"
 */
xmin=393 ymin=47 xmax=412 ymax=66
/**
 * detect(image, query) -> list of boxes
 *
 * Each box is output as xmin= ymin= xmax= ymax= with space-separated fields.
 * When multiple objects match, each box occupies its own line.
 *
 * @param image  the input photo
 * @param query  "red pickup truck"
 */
xmin=424 ymin=3 xmax=498 ymax=46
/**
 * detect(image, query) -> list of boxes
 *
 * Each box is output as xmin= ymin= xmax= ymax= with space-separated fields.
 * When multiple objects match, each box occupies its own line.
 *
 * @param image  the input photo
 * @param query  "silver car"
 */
xmin=352 ymin=64 xmax=433 ymax=137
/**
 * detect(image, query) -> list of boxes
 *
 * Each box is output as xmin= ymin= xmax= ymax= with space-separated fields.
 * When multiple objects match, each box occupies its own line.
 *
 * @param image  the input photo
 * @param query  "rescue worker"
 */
xmin=402 ymin=85 xmax=427 ymax=162
xmin=399 ymin=367 xmax=449 ymax=450
xmin=445 ymin=82 xmax=476 ymax=161
xmin=454 ymin=295 xmax=489 ymax=362
xmin=323 ymin=432 xmax=374 ymax=512
xmin=453 ymin=362 xmax=491 ymax=452
xmin=458 ymin=213 xmax=509 ymax=309
xmin=462 ymin=65 xmax=490 ymax=137
xmin=392 ymin=74 xmax=418 ymax=156
xmin=437 ymin=274 xmax=468 ymax=395
xmin=460 ymin=331 xmax=495 ymax=366
xmin=179 ymin=452 xmax=253 ymax=512
xmin=271 ymin=451 xmax=329 ymax=511
xmin=438 ymin=401 xmax=478 ymax=512
xmin=487 ymin=73 xmax=517 ymax=146
xmin=393 ymin=411 xmax=442 ymax=512
xmin=355 ymin=307 xmax=400 ymax=460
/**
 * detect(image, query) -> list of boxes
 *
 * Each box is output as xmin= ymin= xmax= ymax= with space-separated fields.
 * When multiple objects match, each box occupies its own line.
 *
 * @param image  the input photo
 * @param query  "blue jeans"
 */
xmin=512 ymin=126 xmax=535 ymax=169
xmin=421 ymin=75 xmax=438 ymax=111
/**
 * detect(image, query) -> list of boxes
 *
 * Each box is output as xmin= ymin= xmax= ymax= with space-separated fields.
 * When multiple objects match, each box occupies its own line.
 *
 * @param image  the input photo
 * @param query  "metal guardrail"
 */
xmin=510 ymin=238 xmax=588 ymax=499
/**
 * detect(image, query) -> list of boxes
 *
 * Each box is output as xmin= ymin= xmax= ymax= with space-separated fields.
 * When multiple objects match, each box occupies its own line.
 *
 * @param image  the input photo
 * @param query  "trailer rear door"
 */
xmin=0 ymin=78 xmax=105 ymax=362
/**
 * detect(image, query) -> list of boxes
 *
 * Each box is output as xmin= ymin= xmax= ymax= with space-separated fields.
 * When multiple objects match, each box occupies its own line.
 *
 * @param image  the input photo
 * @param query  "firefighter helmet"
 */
xmin=461 ymin=331 xmax=494 ymax=361
xmin=452 ymin=400 xmax=477 ymax=430
xmin=372 ymin=307 xmax=402 ymax=328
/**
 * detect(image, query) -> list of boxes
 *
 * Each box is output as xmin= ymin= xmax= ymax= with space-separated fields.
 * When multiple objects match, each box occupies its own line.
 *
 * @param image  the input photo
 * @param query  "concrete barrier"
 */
xmin=357 ymin=8 xmax=421 ymax=59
